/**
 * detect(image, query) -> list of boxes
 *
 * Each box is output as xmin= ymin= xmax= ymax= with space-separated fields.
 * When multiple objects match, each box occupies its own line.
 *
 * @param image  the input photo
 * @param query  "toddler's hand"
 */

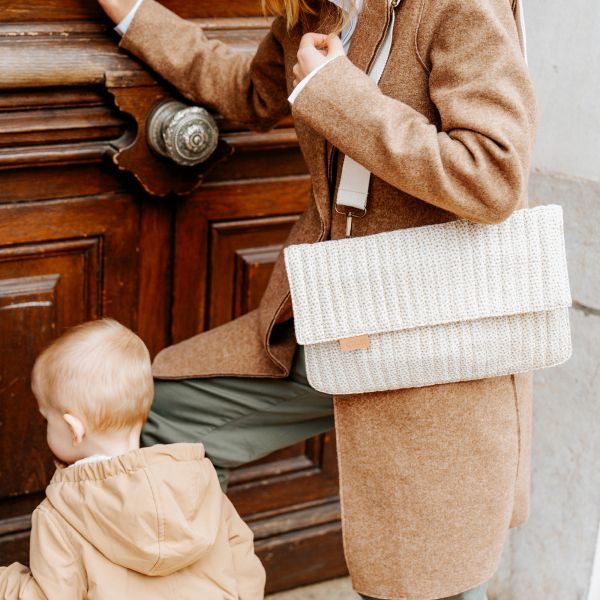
xmin=292 ymin=33 xmax=345 ymax=88
xmin=97 ymin=0 xmax=139 ymax=25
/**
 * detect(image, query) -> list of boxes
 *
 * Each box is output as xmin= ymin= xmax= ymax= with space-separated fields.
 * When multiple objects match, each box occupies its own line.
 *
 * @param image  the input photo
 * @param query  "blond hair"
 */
xmin=261 ymin=0 xmax=355 ymax=33
xmin=31 ymin=319 xmax=153 ymax=432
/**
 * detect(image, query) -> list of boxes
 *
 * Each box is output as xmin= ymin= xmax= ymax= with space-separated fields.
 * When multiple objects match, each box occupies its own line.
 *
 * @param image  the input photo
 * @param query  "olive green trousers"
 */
xmin=141 ymin=344 xmax=488 ymax=600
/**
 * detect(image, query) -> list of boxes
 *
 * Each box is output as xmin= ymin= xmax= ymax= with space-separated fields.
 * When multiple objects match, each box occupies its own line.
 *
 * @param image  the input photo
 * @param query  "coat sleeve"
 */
xmin=117 ymin=0 xmax=290 ymax=132
xmin=223 ymin=496 xmax=266 ymax=600
xmin=290 ymin=0 xmax=537 ymax=224
xmin=27 ymin=506 xmax=87 ymax=600
xmin=0 ymin=563 xmax=46 ymax=600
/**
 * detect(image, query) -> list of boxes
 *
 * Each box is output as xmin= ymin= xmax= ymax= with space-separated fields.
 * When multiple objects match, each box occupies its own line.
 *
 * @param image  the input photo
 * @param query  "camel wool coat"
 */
xmin=117 ymin=0 xmax=537 ymax=598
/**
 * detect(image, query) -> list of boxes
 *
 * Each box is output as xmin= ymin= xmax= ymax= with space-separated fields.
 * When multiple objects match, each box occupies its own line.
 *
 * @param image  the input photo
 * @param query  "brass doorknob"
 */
xmin=146 ymin=99 xmax=219 ymax=166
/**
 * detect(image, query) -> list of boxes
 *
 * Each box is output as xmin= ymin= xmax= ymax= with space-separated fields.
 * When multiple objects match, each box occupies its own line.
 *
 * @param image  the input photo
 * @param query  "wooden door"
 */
xmin=0 ymin=0 xmax=346 ymax=592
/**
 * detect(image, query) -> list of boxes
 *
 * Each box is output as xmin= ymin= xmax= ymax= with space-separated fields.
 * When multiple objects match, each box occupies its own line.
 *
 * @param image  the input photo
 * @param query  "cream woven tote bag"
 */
xmin=284 ymin=205 xmax=572 ymax=395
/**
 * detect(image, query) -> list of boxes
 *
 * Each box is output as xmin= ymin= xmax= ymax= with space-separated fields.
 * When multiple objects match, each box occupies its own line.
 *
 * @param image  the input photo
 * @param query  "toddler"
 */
xmin=0 ymin=318 xmax=266 ymax=600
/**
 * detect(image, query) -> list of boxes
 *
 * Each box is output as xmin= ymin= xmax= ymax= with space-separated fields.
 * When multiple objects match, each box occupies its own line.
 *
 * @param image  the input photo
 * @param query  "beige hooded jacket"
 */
xmin=0 ymin=443 xmax=265 ymax=600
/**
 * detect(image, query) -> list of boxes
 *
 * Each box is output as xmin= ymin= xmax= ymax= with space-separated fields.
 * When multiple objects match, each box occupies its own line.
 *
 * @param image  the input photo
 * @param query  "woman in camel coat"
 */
xmin=100 ymin=0 xmax=537 ymax=598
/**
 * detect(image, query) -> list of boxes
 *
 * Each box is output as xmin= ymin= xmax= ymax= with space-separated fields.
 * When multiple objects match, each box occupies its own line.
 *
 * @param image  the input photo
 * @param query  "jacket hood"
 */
xmin=45 ymin=443 xmax=223 ymax=577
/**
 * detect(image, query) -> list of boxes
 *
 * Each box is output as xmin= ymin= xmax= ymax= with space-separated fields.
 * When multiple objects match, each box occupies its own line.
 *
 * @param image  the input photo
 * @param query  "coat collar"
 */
xmin=346 ymin=0 xmax=394 ymax=75
xmin=328 ymin=0 xmax=362 ymax=13
xmin=304 ymin=0 xmax=393 ymax=74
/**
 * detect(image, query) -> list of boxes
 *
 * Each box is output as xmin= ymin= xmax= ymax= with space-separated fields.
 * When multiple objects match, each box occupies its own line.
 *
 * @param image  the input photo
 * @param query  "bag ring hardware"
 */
xmin=334 ymin=205 xmax=367 ymax=238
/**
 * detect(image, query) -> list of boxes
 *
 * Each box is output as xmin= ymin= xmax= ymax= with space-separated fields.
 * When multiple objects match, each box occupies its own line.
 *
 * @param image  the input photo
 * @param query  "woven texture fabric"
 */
xmin=284 ymin=205 xmax=572 ymax=394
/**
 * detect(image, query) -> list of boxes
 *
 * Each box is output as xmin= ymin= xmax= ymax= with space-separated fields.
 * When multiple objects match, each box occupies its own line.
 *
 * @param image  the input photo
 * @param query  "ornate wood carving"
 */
xmin=0 ymin=18 xmax=294 ymax=196
xmin=104 ymin=74 xmax=233 ymax=196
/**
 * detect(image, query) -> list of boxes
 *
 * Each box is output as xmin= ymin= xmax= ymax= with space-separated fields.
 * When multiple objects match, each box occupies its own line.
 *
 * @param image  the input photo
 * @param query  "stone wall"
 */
xmin=489 ymin=1 xmax=600 ymax=598
xmin=490 ymin=173 xmax=600 ymax=600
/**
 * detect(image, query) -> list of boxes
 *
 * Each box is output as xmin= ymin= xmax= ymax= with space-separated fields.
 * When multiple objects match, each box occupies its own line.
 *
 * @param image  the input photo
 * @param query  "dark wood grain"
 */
xmin=170 ymin=176 xmax=310 ymax=341
xmin=257 ymin=522 xmax=348 ymax=593
xmin=0 ymin=195 xmax=140 ymax=497
xmin=229 ymin=432 xmax=341 ymax=517
xmin=0 ymin=0 xmax=267 ymax=23
xmin=208 ymin=215 xmax=299 ymax=328
xmin=136 ymin=198 xmax=173 ymax=359
xmin=0 ymin=106 xmax=123 ymax=147
xmin=0 ymin=20 xmax=269 ymax=90
xmin=0 ymin=274 xmax=60 ymax=499
xmin=0 ymin=163 xmax=123 ymax=204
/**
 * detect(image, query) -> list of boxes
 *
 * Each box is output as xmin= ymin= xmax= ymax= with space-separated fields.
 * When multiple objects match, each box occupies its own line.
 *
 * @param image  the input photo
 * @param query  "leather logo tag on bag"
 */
xmin=339 ymin=334 xmax=371 ymax=352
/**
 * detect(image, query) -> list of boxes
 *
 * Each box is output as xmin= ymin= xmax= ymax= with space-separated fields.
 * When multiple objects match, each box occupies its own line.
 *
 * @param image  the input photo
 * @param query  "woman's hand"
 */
xmin=97 ymin=0 xmax=139 ymax=24
xmin=292 ymin=33 xmax=345 ymax=88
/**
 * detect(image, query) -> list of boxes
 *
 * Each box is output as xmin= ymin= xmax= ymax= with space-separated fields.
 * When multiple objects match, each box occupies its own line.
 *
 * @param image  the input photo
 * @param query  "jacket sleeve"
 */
xmin=27 ymin=506 xmax=87 ymax=600
xmin=223 ymin=496 xmax=266 ymax=600
xmin=117 ymin=0 xmax=290 ymax=132
xmin=0 ymin=563 xmax=46 ymax=600
xmin=291 ymin=0 xmax=537 ymax=224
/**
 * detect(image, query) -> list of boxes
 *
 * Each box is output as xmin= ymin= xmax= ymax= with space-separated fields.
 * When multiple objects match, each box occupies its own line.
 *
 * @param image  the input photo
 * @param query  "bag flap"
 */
xmin=283 ymin=205 xmax=571 ymax=345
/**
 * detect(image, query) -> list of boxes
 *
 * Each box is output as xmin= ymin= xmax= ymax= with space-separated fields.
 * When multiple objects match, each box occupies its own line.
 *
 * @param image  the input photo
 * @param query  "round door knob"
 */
xmin=146 ymin=99 xmax=219 ymax=166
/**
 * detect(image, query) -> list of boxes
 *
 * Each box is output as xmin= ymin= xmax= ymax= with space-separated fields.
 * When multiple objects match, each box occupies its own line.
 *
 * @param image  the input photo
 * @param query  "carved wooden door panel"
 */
xmin=0 ymin=0 xmax=346 ymax=593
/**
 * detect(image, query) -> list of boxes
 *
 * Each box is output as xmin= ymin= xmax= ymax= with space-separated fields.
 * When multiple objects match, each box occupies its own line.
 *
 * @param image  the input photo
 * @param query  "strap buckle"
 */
xmin=334 ymin=204 xmax=367 ymax=238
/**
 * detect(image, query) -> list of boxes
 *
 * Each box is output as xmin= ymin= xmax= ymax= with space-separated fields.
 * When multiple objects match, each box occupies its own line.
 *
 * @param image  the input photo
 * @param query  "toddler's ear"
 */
xmin=63 ymin=413 xmax=86 ymax=446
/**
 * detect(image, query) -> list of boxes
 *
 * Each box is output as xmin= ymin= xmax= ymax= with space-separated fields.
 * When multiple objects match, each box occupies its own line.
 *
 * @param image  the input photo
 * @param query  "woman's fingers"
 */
xmin=292 ymin=62 xmax=301 ymax=88
xmin=97 ymin=0 xmax=138 ymax=24
xmin=297 ymin=32 xmax=344 ymax=70
xmin=325 ymin=33 xmax=344 ymax=57
xmin=293 ymin=32 xmax=345 ymax=87
xmin=292 ymin=63 xmax=301 ymax=86
xmin=299 ymin=32 xmax=330 ymax=50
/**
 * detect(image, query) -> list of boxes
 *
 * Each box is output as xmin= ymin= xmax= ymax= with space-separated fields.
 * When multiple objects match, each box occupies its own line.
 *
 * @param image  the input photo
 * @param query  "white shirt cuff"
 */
xmin=288 ymin=59 xmax=336 ymax=105
xmin=114 ymin=0 xmax=145 ymax=36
